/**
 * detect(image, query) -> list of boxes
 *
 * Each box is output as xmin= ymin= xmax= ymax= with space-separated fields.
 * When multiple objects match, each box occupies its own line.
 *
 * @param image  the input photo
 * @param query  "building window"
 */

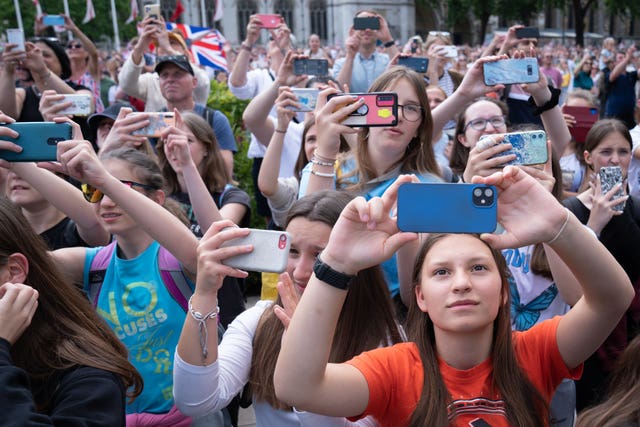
xmin=237 ymin=0 xmax=258 ymax=40
xmin=274 ymin=0 xmax=294 ymax=32
xmin=309 ymin=0 xmax=327 ymax=41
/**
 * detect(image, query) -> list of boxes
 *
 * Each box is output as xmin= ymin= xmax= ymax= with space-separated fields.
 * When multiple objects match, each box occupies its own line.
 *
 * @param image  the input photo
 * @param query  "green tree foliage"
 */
xmin=1 ymin=0 xmax=139 ymax=47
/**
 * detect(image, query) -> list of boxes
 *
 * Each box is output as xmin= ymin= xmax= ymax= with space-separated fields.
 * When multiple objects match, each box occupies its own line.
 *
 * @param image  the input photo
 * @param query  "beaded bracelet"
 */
xmin=188 ymin=295 xmax=219 ymax=361
xmin=311 ymin=169 xmax=336 ymax=178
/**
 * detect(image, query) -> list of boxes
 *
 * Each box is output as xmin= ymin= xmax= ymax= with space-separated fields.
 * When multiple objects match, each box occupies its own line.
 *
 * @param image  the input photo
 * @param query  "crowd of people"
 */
xmin=0 ymin=8 xmax=639 ymax=427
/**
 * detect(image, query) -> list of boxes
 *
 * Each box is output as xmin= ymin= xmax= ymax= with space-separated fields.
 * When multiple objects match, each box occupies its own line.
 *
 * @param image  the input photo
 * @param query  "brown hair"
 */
xmin=405 ymin=233 xmax=548 ymax=426
xmin=0 ymin=197 xmax=143 ymax=409
xmin=341 ymin=66 xmax=439 ymax=191
xmin=576 ymin=332 xmax=640 ymax=426
xmin=156 ymin=112 xmax=231 ymax=195
xmin=249 ymin=191 xmax=403 ymax=410
xmin=581 ymin=118 xmax=632 ymax=172
xmin=450 ymin=97 xmax=509 ymax=176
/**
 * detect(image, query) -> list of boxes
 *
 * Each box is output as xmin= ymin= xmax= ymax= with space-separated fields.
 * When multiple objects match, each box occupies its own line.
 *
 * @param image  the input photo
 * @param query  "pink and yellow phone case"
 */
xmin=329 ymin=92 xmax=398 ymax=127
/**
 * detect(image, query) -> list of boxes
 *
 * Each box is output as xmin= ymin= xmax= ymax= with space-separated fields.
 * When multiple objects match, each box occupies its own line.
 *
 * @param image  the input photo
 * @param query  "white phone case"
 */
xmin=221 ymin=229 xmax=291 ymax=273
xmin=56 ymin=94 xmax=93 ymax=116
xmin=7 ymin=29 xmax=25 ymax=51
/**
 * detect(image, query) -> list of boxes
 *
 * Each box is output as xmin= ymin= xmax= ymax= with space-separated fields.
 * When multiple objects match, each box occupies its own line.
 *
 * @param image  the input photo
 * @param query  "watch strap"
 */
xmin=313 ymin=256 xmax=355 ymax=290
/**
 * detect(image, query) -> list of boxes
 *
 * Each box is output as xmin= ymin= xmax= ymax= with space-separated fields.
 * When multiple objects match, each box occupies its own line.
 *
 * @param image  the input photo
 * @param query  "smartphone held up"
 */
xmin=0 ymin=122 xmax=72 ymax=162
xmin=327 ymin=92 xmax=398 ymax=127
xmin=221 ymin=229 xmax=291 ymax=273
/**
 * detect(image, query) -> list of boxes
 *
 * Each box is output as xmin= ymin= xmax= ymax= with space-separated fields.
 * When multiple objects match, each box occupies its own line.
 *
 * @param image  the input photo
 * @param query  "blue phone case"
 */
xmin=397 ymin=183 xmax=497 ymax=233
xmin=43 ymin=15 xmax=65 ymax=26
xmin=398 ymin=57 xmax=428 ymax=73
xmin=486 ymin=130 xmax=548 ymax=166
xmin=0 ymin=122 xmax=72 ymax=162
xmin=483 ymin=58 xmax=539 ymax=86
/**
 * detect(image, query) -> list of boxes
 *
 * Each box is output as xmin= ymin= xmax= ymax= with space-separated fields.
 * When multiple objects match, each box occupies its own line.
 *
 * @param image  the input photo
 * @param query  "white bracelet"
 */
xmin=311 ymin=169 xmax=336 ymax=178
xmin=547 ymin=208 xmax=571 ymax=245
xmin=188 ymin=295 xmax=219 ymax=361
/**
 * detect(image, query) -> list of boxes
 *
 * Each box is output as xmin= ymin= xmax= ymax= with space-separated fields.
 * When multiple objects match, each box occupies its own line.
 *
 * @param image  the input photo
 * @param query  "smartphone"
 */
xmin=353 ymin=16 xmax=380 ymax=30
xmin=256 ymin=14 xmax=283 ymax=29
xmin=484 ymin=130 xmax=548 ymax=166
xmin=327 ymin=92 xmax=398 ymax=127
xmin=398 ymin=56 xmax=429 ymax=73
xmin=483 ymin=58 xmax=539 ymax=86
xmin=130 ymin=112 xmax=175 ymax=137
xmin=43 ymin=15 xmax=65 ymax=27
xmin=440 ymin=45 xmax=458 ymax=58
xmin=562 ymin=105 xmax=598 ymax=144
xmin=143 ymin=3 xmax=161 ymax=20
xmin=55 ymin=94 xmax=93 ymax=116
xmin=599 ymin=166 xmax=626 ymax=212
xmin=289 ymin=88 xmax=319 ymax=112
xmin=293 ymin=59 xmax=329 ymax=76
xmin=6 ymin=28 xmax=25 ymax=52
xmin=221 ymin=229 xmax=291 ymax=273
xmin=0 ymin=122 xmax=72 ymax=162
xmin=397 ymin=183 xmax=498 ymax=233
xmin=515 ymin=27 xmax=540 ymax=39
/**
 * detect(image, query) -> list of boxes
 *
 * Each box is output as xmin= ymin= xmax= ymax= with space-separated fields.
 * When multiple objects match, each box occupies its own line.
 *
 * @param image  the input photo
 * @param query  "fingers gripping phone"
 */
xmin=0 ymin=122 xmax=72 ymax=162
xmin=599 ymin=166 xmax=626 ymax=212
xmin=130 ymin=112 xmax=175 ymax=137
xmin=397 ymin=183 xmax=498 ymax=233
xmin=483 ymin=58 xmax=539 ymax=86
xmin=327 ymin=92 xmax=398 ymax=127
xmin=483 ymin=130 xmax=548 ymax=166
xmin=221 ymin=229 xmax=291 ymax=273
xmin=398 ymin=57 xmax=429 ymax=73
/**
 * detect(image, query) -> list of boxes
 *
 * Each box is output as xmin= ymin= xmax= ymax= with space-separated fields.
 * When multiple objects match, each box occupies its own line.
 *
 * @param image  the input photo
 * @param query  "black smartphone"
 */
xmin=515 ymin=27 xmax=540 ymax=39
xmin=293 ymin=59 xmax=329 ymax=76
xmin=398 ymin=57 xmax=429 ymax=73
xmin=0 ymin=122 xmax=72 ymax=162
xmin=353 ymin=16 xmax=380 ymax=30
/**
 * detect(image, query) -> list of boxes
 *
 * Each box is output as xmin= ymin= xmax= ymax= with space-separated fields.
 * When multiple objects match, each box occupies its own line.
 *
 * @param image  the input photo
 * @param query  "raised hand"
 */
xmin=274 ymin=273 xmax=298 ymax=329
xmin=0 ymin=283 xmax=39 ymax=345
xmin=463 ymin=135 xmax=515 ymax=182
xmin=586 ymin=175 xmax=628 ymax=235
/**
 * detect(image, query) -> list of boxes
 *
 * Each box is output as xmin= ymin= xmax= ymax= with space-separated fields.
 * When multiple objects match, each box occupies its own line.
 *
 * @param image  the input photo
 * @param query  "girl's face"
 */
xmin=304 ymin=125 xmax=318 ymax=162
xmin=286 ymin=217 xmax=332 ymax=296
xmin=457 ymin=100 xmax=506 ymax=149
xmin=415 ymin=234 xmax=504 ymax=337
xmin=369 ymin=77 xmax=423 ymax=161
xmin=6 ymin=171 xmax=47 ymax=210
xmin=584 ymin=131 xmax=632 ymax=177
xmin=35 ymin=42 xmax=62 ymax=77
xmin=96 ymin=159 xmax=153 ymax=235
xmin=426 ymin=87 xmax=446 ymax=111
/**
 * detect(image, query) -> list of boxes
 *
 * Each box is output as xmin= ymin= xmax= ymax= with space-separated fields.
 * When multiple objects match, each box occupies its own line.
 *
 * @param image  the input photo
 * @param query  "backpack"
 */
xmin=87 ymin=242 xmax=193 ymax=311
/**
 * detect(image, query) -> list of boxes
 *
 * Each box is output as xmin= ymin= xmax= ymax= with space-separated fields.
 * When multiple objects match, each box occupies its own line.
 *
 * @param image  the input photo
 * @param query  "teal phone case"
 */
xmin=0 ymin=122 xmax=72 ymax=162
xmin=397 ymin=183 xmax=497 ymax=233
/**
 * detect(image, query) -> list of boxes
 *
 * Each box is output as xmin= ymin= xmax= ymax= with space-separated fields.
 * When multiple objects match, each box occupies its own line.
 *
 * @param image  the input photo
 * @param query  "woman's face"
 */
xmin=368 ymin=77 xmax=423 ymax=162
xmin=415 ymin=234 xmax=504 ymax=337
xmin=426 ymin=87 xmax=446 ymax=111
xmin=584 ymin=131 xmax=632 ymax=177
xmin=35 ymin=42 xmax=62 ymax=77
xmin=285 ymin=217 xmax=332 ymax=296
xmin=457 ymin=100 xmax=507 ymax=149
xmin=66 ymin=40 xmax=88 ymax=61
xmin=303 ymin=125 xmax=318 ymax=162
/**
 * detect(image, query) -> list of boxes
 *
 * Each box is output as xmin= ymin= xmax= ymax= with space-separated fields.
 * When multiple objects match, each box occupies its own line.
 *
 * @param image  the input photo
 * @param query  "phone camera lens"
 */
xmin=484 ymin=188 xmax=493 ymax=197
xmin=473 ymin=188 xmax=483 ymax=197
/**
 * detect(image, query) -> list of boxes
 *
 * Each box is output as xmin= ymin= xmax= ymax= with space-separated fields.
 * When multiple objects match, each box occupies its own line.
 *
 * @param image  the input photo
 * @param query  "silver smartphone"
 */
xmin=55 ymin=94 xmax=93 ymax=116
xmin=221 ymin=229 xmax=291 ymax=273
xmin=599 ymin=166 xmax=626 ymax=212
xmin=7 ymin=28 xmax=25 ymax=51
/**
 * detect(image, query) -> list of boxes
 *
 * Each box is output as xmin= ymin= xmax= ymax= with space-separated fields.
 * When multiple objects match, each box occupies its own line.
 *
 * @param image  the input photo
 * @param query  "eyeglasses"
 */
xmin=464 ymin=115 xmax=507 ymax=131
xmin=398 ymin=104 xmax=423 ymax=122
xmin=81 ymin=180 xmax=158 ymax=203
xmin=67 ymin=43 xmax=83 ymax=49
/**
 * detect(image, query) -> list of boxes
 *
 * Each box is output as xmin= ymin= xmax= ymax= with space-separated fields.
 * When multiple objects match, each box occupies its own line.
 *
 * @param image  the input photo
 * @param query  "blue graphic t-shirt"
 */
xmin=83 ymin=241 xmax=194 ymax=414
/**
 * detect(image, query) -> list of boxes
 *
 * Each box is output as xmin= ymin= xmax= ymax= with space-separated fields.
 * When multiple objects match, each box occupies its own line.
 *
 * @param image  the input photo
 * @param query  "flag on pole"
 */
xmin=213 ymin=0 xmax=223 ymax=22
xmin=125 ymin=0 xmax=139 ymax=24
xmin=166 ymin=23 xmax=228 ymax=72
xmin=82 ymin=0 xmax=96 ymax=23
xmin=33 ymin=0 xmax=43 ymax=19
xmin=170 ymin=0 xmax=185 ymax=22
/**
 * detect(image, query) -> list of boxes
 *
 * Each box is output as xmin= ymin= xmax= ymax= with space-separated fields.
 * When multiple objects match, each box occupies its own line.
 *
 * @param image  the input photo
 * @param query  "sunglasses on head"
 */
xmin=81 ymin=180 xmax=158 ymax=203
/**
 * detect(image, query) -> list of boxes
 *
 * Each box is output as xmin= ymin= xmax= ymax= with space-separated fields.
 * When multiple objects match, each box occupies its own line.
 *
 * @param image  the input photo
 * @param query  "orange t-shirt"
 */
xmin=346 ymin=316 xmax=582 ymax=426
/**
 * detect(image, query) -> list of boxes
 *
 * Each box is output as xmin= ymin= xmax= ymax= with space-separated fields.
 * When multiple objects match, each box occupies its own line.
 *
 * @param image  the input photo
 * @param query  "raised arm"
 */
xmin=474 ymin=166 xmax=634 ymax=370
xmin=63 ymin=15 xmax=100 ymax=80
xmin=56 ymin=139 xmax=199 ymax=273
xmin=609 ymin=46 xmax=636 ymax=83
xmin=275 ymin=176 xmax=417 ymax=415
xmin=334 ymin=29 xmax=359 ymax=90
xmin=0 ymin=45 xmax=24 ymax=118
xmin=23 ymin=43 xmax=78 ymax=95
xmin=117 ymin=18 xmax=158 ymax=101
xmin=229 ymin=16 xmax=262 ymax=89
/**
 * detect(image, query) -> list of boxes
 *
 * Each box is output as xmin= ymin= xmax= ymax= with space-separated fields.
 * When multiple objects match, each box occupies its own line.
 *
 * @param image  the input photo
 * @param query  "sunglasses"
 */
xmin=81 ymin=180 xmax=158 ymax=203
xmin=67 ymin=43 xmax=83 ymax=49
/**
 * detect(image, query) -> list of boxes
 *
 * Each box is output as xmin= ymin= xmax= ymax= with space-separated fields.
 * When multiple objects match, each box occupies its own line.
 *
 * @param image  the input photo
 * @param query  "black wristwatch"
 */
xmin=383 ymin=39 xmax=396 ymax=48
xmin=313 ymin=256 xmax=355 ymax=290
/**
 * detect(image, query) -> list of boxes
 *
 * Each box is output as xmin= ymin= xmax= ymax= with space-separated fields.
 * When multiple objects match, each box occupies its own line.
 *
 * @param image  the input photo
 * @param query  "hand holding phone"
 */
xmin=289 ymin=88 xmax=319 ymax=112
xmin=143 ymin=3 xmax=161 ymax=20
xmin=6 ymin=29 xmax=25 ymax=52
xmin=483 ymin=58 xmax=539 ymax=86
xmin=483 ymin=130 xmax=548 ymax=166
xmin=397 ymin=183 xmax=497 ymax=233
xmin=599 ymin=166 xmax=626 ymax=212
xmin=55 ymin=94 xmax=93 ymax=116
xmin=130 ymin=112 xmax=175 ymax=137
xmin=0 ymin=122 xmax=72 ymax=162
xmin=256 ymin=14 xmax=283 ymax=29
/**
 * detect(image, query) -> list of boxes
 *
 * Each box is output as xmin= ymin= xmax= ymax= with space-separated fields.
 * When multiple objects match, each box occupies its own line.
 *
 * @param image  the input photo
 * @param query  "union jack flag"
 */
xmin=165 ymin=23 xmax=227 ymax=72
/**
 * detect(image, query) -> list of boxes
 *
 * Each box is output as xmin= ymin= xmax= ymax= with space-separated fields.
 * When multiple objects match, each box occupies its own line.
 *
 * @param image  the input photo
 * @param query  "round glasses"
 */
xmin=398 ymin=104 xmax=423 ymax=122
xmin=81 ymin=180 xmax=158 ymax=203
xmin=464 ymin=115 xmax=506 ymax=131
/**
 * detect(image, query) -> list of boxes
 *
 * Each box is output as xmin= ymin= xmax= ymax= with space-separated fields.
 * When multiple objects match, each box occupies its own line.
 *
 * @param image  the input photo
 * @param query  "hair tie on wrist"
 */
xmin=547 ymin=208 xmax=570 ymax=245
xmin=275 ymin=128 xmax=287 ymax=134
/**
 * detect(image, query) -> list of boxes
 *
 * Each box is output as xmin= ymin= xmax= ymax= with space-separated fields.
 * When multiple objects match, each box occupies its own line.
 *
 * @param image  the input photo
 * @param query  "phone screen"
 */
xmin=353 ymin=17 xmax=380 ymax=30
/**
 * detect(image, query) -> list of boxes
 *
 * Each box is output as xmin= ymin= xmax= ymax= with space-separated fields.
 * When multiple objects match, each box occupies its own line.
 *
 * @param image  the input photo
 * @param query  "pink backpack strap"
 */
xmin=87 ymin=242 xmax=118 ymax=307
xmin=157 ymin=246 xmax=193 ymax=312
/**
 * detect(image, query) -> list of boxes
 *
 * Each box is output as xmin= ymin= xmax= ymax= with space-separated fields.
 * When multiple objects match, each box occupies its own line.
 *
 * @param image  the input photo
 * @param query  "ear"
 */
xmin=152 ymin=189 xmax=166 ymax=206
xmin=6 ymin=253 xmax=28 ymax=283
xmin=414 ymin=284 xmax=429 ymax=313
xmin=457 ymin=132 xmax=472 ymax=148
xmin=192 ymin=76 xmax=197 ymax=89
xmin=583 ymin=149 xmax=593 ymax=168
